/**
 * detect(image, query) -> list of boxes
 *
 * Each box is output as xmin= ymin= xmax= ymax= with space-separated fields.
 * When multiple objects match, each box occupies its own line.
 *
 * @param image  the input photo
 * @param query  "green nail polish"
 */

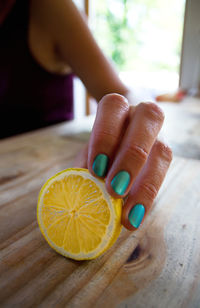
xmin=92 ymin=154 xmax=108 ymax=177
xmin=111 ymin=171 xmax=130 ymax=195
xmin=128 ymin=204 xmax=145 ymax=228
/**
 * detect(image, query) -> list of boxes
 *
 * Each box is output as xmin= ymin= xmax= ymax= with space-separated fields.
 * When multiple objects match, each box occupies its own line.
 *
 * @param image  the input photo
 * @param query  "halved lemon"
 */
xmin=37 ymin=168 xmax=123 ymax=260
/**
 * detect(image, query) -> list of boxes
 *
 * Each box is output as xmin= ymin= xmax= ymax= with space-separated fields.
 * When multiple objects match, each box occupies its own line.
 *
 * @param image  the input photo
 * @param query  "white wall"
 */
xmin=180 ymin=0 xmax=200 ymax=94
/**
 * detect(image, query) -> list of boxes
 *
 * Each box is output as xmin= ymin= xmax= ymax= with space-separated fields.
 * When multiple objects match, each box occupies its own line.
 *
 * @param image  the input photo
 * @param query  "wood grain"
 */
xmin=1 ymin=101 xmax=200 ymax=307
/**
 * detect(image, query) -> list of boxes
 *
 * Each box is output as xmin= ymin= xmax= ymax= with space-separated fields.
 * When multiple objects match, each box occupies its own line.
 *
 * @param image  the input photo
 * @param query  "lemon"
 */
xmin=37 ymin=168 xmax=123 ymax=260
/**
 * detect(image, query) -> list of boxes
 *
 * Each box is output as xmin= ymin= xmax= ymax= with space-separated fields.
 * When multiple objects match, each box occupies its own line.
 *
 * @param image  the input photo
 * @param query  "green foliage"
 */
xmin=92 ymin=0 xmax=185 ymax=73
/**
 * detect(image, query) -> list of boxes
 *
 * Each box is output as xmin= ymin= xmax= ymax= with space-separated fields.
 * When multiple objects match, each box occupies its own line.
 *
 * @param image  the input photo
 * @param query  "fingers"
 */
xmin=122 ymin=140 xmax=173 ymax=230
xmin=105 ymin=102 xmax=165 ymax=198
xmin=88 ymin=93 xmax=129 ymax=177
xmin=87 ymin=94 xmax=171 ymax=232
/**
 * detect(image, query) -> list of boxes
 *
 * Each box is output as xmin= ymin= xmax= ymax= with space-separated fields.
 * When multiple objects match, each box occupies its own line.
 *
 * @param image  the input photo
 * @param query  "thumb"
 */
xmin=73 ymin=143 xmax=88 ymax=168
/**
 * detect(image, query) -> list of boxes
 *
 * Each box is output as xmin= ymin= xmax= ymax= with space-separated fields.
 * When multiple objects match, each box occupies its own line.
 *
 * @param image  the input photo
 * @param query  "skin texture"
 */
xmin=29 ymin=0 xmax=128 ymax=100
xmin=28 ymin=0 xmax=172 ymax=230
xmin=75 ymin=95 xmax=172 ymax=231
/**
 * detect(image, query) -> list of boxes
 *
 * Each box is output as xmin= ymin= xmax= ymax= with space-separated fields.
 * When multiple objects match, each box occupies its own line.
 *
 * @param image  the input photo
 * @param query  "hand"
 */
xmin=74 ymin=94 xmax=172 ymax=230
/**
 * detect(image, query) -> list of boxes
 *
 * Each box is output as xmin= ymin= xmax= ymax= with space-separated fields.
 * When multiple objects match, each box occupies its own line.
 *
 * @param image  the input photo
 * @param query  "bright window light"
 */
xmin=90 ymin=0 xmax=186 ymax=95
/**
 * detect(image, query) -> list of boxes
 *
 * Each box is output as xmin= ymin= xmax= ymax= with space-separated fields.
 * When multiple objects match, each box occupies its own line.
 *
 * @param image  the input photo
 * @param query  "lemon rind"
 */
xmin=37 ymin=168 xmax=122 ymax=260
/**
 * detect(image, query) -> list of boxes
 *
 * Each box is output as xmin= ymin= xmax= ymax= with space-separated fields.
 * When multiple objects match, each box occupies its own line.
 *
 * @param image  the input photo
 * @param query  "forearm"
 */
xmin=54 ymin=0 xmax=129 ymax=101
xmin=73 ymin=51 xmax=129 ymax=102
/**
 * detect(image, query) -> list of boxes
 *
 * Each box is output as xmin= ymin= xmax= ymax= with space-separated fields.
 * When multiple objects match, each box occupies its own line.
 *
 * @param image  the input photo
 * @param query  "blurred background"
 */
xmin=74 ymin=0 xmax=200 ymax=118
xmin=91 ymin=0 xmax=184 ymax=93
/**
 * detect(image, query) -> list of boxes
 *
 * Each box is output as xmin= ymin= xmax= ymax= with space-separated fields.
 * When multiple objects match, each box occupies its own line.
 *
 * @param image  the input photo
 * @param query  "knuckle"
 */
xmin=125 ymin=143 xmax=148 ymax=164
xmin=140 ymin=102 xmax=165 ymax=123
xmin=100 ymin=93 xmax=129 ymax=111
xmin=139 ymin=182 xmax=158 ymax=201
xmin=94 ymin=129 xmax=118 ymax=141
xmin=156 ymin=140 xmax=173 ymax=162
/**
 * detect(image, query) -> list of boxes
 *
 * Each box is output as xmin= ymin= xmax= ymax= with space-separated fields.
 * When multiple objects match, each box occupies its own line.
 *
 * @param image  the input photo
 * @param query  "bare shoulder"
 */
xmin=28 ymin=0 xmax=73 ymax=74
xmin=29 ymin=0 xmax=85 ymax=38
xmin=29 ymin=0 xmax=95 ymax=64
xmin=29 ymin=0 xmax=127 ymax=101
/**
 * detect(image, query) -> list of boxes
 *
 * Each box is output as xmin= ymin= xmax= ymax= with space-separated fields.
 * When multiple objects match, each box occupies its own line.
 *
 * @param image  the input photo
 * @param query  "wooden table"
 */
xmin=0 ymin=98 xmax=200 ymax=307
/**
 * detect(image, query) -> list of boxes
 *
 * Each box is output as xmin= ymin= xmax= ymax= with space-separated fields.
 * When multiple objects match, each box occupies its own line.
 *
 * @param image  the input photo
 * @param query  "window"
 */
xmin=90 ymin=0 xmax=186 ymax=96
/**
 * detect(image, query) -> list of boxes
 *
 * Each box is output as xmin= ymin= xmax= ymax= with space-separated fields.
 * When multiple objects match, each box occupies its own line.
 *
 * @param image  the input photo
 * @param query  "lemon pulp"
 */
xmin=37 ymin=168 xmax=122 ymax=260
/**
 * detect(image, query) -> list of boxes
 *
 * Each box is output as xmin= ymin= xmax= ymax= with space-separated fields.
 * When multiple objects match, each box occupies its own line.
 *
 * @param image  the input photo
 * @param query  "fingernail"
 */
xmin=128 ymin=204 xmax=145 ymax=228
xmin=111 ymin=171 xmax=130 ymax=195
xmin=92 ymin=154 xmax=109 ymax=177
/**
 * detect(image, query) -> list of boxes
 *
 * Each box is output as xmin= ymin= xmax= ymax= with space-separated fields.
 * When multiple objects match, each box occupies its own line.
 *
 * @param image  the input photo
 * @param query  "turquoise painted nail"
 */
xmin=92 ymin=154 xmax=108 ymax=177
xmin=128 ymin=204 xmax=145 ymax=228
xmin=111 ymin=171 xmax=130 ymax=195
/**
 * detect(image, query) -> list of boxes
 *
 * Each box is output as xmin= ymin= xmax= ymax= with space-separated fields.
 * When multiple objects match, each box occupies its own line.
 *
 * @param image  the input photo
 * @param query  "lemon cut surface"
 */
xmin=37 ymin=168 xmax=122 ymax=260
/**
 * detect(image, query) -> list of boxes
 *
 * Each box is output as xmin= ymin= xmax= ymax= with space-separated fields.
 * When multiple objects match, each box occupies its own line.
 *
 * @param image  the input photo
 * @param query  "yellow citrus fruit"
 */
xmin=37 ymin=168 xmax=123 ymax=260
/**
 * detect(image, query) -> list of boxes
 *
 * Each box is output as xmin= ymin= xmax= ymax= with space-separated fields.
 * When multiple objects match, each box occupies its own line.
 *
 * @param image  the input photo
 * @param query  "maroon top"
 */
xmin=0 ymin=0 xmax=74 ymax=139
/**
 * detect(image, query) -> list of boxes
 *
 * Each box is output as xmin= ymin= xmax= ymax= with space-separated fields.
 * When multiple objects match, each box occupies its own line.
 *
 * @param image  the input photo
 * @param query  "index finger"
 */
xmin=88 ymin=93 xmax=129 ymax=178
